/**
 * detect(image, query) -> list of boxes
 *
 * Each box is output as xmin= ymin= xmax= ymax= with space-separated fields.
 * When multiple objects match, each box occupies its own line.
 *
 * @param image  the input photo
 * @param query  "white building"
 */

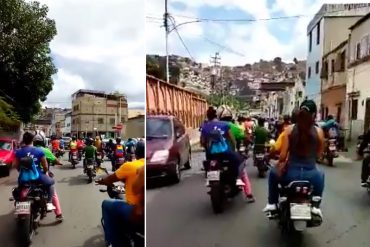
xmin=306 ymin=3 xmax=370 ymax=119
xmin=282 ymin=76 xmax=306 ymax=115
xmin=62 ymin=111 xmax=72 ymax=136
xmin=346 ymin=12 xmax=370 ymax=140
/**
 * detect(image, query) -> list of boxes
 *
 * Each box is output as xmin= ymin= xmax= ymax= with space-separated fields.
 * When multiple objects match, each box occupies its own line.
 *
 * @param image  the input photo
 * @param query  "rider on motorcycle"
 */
xmin=59 ymin=137 xmax=65 ymax=150
xmin=125 ymin=138 xmax=136 ymax=160
xmin=253 ymin=117 xmax=270 ymax=155
xmin=13 ymin=132 xmax=56 ymax=212
xmin=69 ymin=136 xmax=78 ymax=162
xmin=359 ymin=126 xmax=370 ymax=186
xmin=33 ymin=132 xmax=64 ymax=221
xmin=218 ymin=107 xmax=255 ymax=202
xmin=83 ymin=138 xmax=98 ymax=170
xmin=200 ymin=106 xmax=245 ymax=187
xmin=77 ymin=137 xmax=84 ymax=157
xmin=97 ymin=141 xmax=145 ymax=247
xmin=263 ymin=100 xmax=325 ymax=219
xmin=112 ymin=137 xmax=126 ymax=170
xmin=94 ymin=136 xmax=104 ymax=159
xmin=51 ymin=135 xmax=60 ymax=153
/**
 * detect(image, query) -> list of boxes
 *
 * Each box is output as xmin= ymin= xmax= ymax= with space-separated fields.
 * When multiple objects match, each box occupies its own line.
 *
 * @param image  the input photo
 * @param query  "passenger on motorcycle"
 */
xmin=77 ymin=137 xmax=84 ymax=151
xmin=125 ymin=138 xmax=136 ymax=159
xmin=218 ymin=107 xmax=255 ymax=202
xmin=33 ymin=133 xmax=64 ymax=221
xmin=322 ymin=115 xmax=339 ymax=138
xmin=253 ymin=117 xmax=269 ymax=155
xmin=51 ymin=136 xmax=60 ymax=152
xmin=69 ymin=136 xmax=78 ymax=162
xmin=200 ymin=106 xmax=245 ymax=187
xmin=13 ymin=132 xmax=56 ymax=212
xmin=83 ymin=138 xmax=98 ymax=170
xmin=59 ymin=137 xmax=65 ymax=150
xmin=97 ymin=141 xmax=145 ymax=247
xmin=263 ymin=100 xmax=325 ymax=219
xmin=271 ymin=109 xmax=299 ymax=154
xmin=359 ymin=127 xmax=370 ymax=186
xmin=112 ymin=137 xmax=126 ymax=170
xmin=94 ymin=136 xmax=104 ymax=159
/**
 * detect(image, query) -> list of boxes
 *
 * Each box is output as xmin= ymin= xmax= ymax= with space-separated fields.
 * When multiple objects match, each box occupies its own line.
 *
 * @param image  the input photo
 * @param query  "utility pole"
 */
xmin=164 ymin=0 xmax=170 ymax=83
xmin=210 ymin=52 xmax=221 ymax=92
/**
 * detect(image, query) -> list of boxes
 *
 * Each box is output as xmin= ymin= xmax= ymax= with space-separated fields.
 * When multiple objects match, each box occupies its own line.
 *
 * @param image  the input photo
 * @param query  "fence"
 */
xmin=146 ymin=75 xmax=208 ymax=128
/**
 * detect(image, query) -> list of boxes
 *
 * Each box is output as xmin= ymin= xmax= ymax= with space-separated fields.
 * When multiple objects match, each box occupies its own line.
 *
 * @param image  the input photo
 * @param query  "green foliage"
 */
xmin=207 ymin=94 xmax=249 ymax=112
xmin=146 ymin=56 xmax=165 ymax=80
xmin=0 ymin=0 xmax=57 ymax=123
xmin=0 ymin=97 xmax=20 ymax=130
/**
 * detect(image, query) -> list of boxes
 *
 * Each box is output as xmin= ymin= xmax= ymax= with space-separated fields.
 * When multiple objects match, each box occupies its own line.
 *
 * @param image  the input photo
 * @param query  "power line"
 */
xmin=169 ymin=17 xmax=195 ymax=61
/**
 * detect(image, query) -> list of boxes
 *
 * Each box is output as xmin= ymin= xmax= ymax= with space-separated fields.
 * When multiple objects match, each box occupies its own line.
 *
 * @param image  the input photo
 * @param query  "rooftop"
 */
xmin=72 ymin=89 xmax=126 ymax=101
xmin=350 ymin=11 xmax=370 ymax=30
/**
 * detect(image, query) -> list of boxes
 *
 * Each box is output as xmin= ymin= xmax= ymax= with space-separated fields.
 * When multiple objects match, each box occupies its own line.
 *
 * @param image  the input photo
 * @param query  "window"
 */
xmin=356 ymin=43 xmax=361 ymax=59
xmin=146 ymin=118 xmax=172 ymax=138
xmin=110 ymin=118 xmax=115 ymax=124
xmin=316 ymin=21 xmax=320 ymax=45
xmin=309 ymin=32 xmax=312 ymax=52
xmin=173 ymin=119 xmax=185 ymax=137
xmin=98 ymin=118 xmax=104 ymax=124
xmin=315 ymin=61 xmax=319 ymax=74
xmin=351 ymin=99 xmax=358 ymax=120
xmin=340 ymin=51 xmax=346 ymax=71
xmin=308 ymin=66 xmax=311 ymax=78
xmin=331 ymin=59 xmax=335 ymax=74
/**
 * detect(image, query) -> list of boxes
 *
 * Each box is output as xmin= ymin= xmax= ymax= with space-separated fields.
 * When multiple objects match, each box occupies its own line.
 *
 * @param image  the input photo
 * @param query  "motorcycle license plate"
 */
xmin=15 ymin=201 xmax=31 ymax=215
xmin=290 ymin=203 xmax=311 ymax=220
xmin=256 ymin=154 xmax=264 ymax=159
xmin=207 ymin=171 xmax=220 ymax=181
xmin=329 ymin=145 xmax=336 ymax=151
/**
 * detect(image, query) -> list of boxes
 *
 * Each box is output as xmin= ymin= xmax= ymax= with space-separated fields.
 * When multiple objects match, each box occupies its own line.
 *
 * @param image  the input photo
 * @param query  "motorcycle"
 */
xmin=70 ymin=150 xmax=79 ymax=169
xmin=97 ymin=172 xmax=144 ymax=247
xmin=253 ymin=144 xmax=270 ymax=178
xmin=10 ymin=182 xmax=50 ymax=246
xmin=324 ymin=139 xmax=337 ymax=166
xmin=204 ymin=159 xmax=243 ymax=214
xmin=362 ymin=144 xmax=370 ymax=191
xmin=52 ymin=148 xmax=64 ymax=159
xmin=266 ymin=180 xmax=323 ymax=234
xmin=84 ymin=158 xmax=97 ymax=183
xmin=78 ymin=149 xmax=84 ymax=161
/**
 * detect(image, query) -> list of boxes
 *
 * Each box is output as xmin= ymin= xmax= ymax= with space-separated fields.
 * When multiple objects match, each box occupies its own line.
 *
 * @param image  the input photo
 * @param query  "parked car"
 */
xmin=0 ymin=138 xmax=17 ymax=177
xmin=146 ymin=115 xmax=191 ymax=183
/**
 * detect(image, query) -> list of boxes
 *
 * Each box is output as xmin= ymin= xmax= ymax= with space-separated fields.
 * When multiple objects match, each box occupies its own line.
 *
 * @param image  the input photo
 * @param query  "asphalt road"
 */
xmin=0 ymin=154 xmax=113 ymax=247
xmin=146 ymin=148 xmax=370 ymax=247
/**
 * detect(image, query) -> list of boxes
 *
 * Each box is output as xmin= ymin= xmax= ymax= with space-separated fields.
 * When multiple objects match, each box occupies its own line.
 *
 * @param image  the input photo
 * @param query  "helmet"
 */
xmin=116 ymin=137 xmax=121 ymax=144
xmin=135 ymin=141 xmax=145 ymax=159
xmin=33 ymin=130 xmax=45 ymax=147
xmin=217 ymin=105 xmax=233 ymax=119
xmin=72 ymin=136 xmax=76 ymax=141
xmin=85 ymin=138 xmax=92 ymax=145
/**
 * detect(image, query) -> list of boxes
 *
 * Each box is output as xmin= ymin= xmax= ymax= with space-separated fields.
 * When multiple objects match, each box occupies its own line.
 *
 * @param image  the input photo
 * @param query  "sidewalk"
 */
xmin=340 ymin=141 xmax=357 ymax=160
xmin=186 ymin=128 xmax=200 ymax=147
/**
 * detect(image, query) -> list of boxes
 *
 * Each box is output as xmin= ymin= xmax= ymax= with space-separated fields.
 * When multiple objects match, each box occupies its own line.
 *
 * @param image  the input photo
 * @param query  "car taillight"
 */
xmin=302 ymin=187 xmax=308 ymax=194
xmin=295 ymin=186 xmax=301 ymax=193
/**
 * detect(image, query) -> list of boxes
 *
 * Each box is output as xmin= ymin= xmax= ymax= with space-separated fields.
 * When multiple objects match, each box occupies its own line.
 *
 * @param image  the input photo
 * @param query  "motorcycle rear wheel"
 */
xmin=18 ymin=215 xmax=33 ymax=247
xmin=210 ymin=182 xmax=224 ymax=214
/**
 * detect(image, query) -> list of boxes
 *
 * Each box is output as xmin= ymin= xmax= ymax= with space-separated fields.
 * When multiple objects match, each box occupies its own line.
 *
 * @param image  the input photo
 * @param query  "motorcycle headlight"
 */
xmin=150 ymin=150 xmax=169 ymax=163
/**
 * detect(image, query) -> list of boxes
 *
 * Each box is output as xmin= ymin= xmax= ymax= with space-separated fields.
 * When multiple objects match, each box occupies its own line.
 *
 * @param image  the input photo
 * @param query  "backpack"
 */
xmin=18 ymin=157 xmax=40 ymax=184
xmin=115 ymin=144 xmax=124 ymax=158
xmin=207 ymin=128 xmax=229 ymax=154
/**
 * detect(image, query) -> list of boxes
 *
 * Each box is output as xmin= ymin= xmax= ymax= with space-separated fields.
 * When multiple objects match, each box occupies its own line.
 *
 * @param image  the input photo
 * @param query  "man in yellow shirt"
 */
xmin=97 ymin=141 xmax=145 ymax=246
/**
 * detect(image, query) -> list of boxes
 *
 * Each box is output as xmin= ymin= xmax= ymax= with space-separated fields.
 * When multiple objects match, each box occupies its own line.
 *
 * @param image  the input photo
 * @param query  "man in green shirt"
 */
xmin=83 ymin=138 xmax=98 ymax=169
xmin=254 ymin=117 xmax=269 ymax=153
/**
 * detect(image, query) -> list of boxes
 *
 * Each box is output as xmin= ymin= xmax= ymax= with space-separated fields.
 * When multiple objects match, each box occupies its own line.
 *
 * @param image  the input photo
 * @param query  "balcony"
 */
xmin=322 ymin=71 xmax=346 ymax=92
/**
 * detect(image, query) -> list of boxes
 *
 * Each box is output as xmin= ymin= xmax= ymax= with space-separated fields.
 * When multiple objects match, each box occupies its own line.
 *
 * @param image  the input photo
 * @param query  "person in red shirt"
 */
xmin=51 ymin=136 xmax=60 ymax=153
xmin=77 ymin=137 xmax=84 ymax=160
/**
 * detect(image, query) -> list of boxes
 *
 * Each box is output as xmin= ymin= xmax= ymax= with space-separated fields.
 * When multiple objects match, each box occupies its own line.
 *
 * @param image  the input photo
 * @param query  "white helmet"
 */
xmin=33 ymin=130 xmax=46 ymax=145
xmin=217 ymin=105 xmax=233 ymax=119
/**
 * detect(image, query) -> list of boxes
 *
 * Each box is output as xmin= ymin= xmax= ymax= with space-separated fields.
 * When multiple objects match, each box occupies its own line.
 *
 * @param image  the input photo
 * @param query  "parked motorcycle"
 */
xmin=10 ymin=182 xmax=50 ymax=246
xmin=204 ymin=159 xmax=243 ymax=214
xmin=70 ymin=150 xmax=79 ymax=169
xmin=266 ymin=180 xmax=323 ymax=234
xmin=97 ymin=172 xmax=144 ymax=247
xmin=84 ymin=158 xmax=97 ymax=183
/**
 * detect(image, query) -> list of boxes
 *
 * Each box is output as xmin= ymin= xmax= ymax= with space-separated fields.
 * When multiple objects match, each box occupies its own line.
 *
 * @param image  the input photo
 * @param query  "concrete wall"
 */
xmin=125 ymin=116 xmax=144 ymax=138
xmin=146 ymin=75 xmax=208 ymax=128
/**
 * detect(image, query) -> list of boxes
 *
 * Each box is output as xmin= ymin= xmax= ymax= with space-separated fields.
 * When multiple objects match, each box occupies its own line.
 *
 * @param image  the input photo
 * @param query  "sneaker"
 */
xmin=311 ymin=207 xmax=323 ymax=218
xmin=56 ymin=214 xmax=64 ymax=222
xmin=46 ymin=203 xmax=56 ymax=212
xmin=262 ymin=204 xmax=277 ymax=212
xmin=236 ymin=179 xmax=245 ymax=186
xmin=245 ymin=195 xmax=255 ymax=203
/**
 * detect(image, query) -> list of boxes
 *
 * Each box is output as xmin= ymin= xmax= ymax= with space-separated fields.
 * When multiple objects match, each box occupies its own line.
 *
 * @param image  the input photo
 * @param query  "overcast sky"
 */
xmin=37 ymin=0 xmax=145 ymax=109
xmin=147 ymin=0 xmax=370 ymax=66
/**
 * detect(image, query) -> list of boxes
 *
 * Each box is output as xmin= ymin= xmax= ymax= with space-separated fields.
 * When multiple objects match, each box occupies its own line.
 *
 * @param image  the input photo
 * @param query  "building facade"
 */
xmin=346 ymin=13 xmax=370 ymax=140
xmin=282 ymin=76 xmax=305 ymax=116
xmin=125 ymin=115 xmax=144 ymax=138
xmin=321 ymin=40 xmax=347 ymax=125
xmin=62 ymin=111 xmax=72 ymax=136
xmin=71 ymin=89 xmax=128 ymax=138
xmin=306 ymin=3 xmax=370 ymax=119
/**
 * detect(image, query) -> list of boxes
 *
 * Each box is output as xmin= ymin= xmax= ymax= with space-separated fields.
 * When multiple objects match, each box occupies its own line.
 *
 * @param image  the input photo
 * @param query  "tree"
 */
xmin=0 ymin=97 xmax=20 ymax=131
xmin=0 ymin=0 xmax=57 ymax=123
xmin=146 ymin=56 xmax=165 ymax=80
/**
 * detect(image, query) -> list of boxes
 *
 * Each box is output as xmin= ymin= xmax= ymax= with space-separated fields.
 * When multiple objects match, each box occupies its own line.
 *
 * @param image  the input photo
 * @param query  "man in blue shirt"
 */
xmin=14 ymin=132 xmax=56 ymax=211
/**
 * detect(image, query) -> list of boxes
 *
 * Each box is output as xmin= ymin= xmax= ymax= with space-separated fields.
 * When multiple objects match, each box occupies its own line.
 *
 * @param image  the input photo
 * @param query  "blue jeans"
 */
xmin=37 ymin=173 xmax=55 ymax=203
xmin=102 ymin=199 xmax=134 ymax=247
xmin=268 ymin=165 xmax=325 ymax=204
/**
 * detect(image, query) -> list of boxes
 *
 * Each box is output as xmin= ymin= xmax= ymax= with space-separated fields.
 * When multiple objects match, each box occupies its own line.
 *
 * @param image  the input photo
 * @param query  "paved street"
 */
xmin=147 ymin=147 xmax=370 ymax=247
xmin=0 ymin=155 xmax=112 ymax=247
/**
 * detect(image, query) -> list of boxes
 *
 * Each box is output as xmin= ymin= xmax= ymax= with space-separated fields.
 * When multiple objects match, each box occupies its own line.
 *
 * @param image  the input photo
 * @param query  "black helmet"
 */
xmin=85 ymin=138 xmax=92 ymax=145
xmin=116 ymin=137 xmax=121 ymax=144
xmin=135 ymin=141 xmax=145 ymax=159
xmin=72 ymin=136 xmax=77 ymax=141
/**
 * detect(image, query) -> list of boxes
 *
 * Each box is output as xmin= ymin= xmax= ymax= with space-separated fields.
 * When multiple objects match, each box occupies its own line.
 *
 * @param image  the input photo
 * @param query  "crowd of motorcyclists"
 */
xmin=11 ymin=131 xmax=144 ymax=247
xmin=200 ymin=100 xmax=370 ymax=224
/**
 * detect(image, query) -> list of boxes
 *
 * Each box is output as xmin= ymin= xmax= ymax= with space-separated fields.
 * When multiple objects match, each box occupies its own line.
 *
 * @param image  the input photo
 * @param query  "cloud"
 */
xmin=35 ymin=0 xmax=145 ymax=108
xmin=146 ymin=0 xmax=370 ymax=66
